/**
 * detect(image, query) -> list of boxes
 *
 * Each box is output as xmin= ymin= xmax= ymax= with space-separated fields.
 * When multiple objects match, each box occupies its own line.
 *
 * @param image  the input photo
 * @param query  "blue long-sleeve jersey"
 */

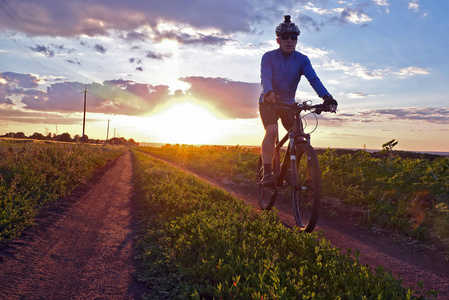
xmin=259 ymin=48 xmax=329 ymax=103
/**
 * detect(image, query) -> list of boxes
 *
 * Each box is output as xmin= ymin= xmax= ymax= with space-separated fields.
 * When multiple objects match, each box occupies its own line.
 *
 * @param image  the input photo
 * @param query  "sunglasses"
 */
xmin=280 ymin=34 xmax=298 ymax=41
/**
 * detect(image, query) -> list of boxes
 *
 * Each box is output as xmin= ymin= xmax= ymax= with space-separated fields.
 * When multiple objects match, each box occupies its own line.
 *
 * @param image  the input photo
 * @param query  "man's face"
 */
xmin=277 ymin=34 xmax=298 ymax=55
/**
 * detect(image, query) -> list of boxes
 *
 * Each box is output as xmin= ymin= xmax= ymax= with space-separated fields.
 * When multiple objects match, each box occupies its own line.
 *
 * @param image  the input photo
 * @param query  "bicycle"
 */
xmin=257 ymin=100 xmax=329 ymax=233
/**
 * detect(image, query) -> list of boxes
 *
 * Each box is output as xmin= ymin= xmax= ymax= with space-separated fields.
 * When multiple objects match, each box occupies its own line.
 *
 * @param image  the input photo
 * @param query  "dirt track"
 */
xmin=0 ymin=151 xmax=448 ymax=299
xmin=0 ymin=151 xmax=147 ymax=299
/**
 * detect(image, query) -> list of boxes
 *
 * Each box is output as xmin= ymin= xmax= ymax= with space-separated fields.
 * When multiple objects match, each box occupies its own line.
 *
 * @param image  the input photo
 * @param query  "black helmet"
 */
xmin=275 ymin=15 xmax=300 ymax=37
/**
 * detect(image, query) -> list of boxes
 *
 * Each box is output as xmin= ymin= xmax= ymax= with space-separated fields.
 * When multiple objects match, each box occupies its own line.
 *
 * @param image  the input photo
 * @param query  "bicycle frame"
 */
xmin=272 ymin=106 xmax=311 ymax=188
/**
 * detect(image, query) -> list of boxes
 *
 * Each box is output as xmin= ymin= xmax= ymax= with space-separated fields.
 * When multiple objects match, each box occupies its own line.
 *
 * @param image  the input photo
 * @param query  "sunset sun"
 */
xmin=146 ymin=101 xmax=225 ymax=145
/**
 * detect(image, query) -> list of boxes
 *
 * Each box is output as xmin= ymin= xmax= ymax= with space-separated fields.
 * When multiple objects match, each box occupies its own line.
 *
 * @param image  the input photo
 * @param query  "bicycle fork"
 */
xmin=288 ymin=132 xmax=299 ymax=189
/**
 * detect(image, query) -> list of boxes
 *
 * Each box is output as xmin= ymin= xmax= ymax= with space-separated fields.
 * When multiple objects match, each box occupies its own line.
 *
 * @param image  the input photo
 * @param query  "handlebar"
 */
xmin=271 ymin=101 xmax=325 ymax=113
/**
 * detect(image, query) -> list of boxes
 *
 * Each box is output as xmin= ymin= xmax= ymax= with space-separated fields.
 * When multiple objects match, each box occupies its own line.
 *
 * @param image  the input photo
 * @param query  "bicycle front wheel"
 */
xmin=291 ymin=143 xmax=321 ymax=232
xmin=257 ymin=155 xmax=277 ymax=210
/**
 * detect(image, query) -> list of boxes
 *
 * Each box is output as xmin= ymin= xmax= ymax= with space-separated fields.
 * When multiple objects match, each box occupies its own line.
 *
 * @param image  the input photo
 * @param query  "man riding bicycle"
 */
xmin=259 ymin=15 xmax=338 ymax=186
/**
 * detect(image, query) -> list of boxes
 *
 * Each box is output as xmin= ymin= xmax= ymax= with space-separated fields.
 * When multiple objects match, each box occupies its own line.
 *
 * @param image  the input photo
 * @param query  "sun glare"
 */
xmin=146 ymin=102 xmax=226 ymax=145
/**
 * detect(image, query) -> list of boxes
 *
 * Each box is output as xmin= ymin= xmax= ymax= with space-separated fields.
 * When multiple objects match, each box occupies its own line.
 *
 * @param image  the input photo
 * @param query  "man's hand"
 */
xmin=322 ymin=95 xmax=338 ymax=113
xmin=263 ymin=90 xmax=277 ymax=104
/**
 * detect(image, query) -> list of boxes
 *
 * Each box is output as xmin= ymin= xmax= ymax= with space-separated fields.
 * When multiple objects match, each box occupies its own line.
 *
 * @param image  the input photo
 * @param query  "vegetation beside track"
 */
xmin=138 ymin=144 xmax=449 ymax=252
xmin=0 ymin=139 xmax=126 ymax=242
xmin=132 ymin=150 xmax=436 ymax=299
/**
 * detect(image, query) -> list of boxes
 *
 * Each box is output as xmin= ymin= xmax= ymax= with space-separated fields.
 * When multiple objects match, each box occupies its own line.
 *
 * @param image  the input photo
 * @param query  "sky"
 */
xmin=0 ymin=0 xmax=448 ymax=152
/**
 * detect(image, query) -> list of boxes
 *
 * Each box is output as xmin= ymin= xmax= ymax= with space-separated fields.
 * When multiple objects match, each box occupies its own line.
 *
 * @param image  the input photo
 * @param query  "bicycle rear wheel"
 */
xmin=291 ymin=143 xmax=321 ymax=232
xmin=257 ymin=155 xmax=277 ymax=210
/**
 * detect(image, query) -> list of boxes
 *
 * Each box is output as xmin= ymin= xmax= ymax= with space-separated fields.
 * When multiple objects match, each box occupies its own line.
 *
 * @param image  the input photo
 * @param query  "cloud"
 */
xmin=347 ymin=92 xmax=368 ymax=98
xmin=342 ymin=107 xmax=449 ymax=125
xmin=294 ymin=4 xmax=375 ymax=32
xmin=6 ymin=77 xmax=177 ymax=116
xmin=0 ymin=0 xmax=265 ymax=38
xmin=0 ymin=76 xmax=14 ymax=105
xmin=0 ymin=98 xmax=14 ymax=105
xmin=180 ymin=76 xmax=260 ymax=118
xmin=371 ymin=107 xmax=449 ymax=124
xmin=66 ymin=58 xmax=81 ymax=65
xmin=372 ymin=0 xmax=389 ymax=7
xmin=146 ymin=51 xmax=171 ymax=60
xmin=320 ymin=58 xmax=430 ymax=80
xmin=301 ymin=3 xmax=343 ymax=15
xmin=408 ymin=0 xmax=420 ymax=12
xmin=328 ymin=7 xmax=372 ymax=25
xmin=94 ymin=44 xmax=107 ymax=54
xmin=371 ymin=0 xmax=390 ymax=13
xmin=2 ymin=75 xmax=158 ymax=116
xmin=321 ymin=59 xmax=391 ymax=79
xmin=129 ymin=58 xmax=143 ymax=64
xmin=120 ymin=30 xmax=151 ymax=41
xmin=0 ymin=72 xmax=40 ymax=89
xmin=342 ymin=8 xmax=372 ymax=24
xmin=29 ymin=45 xmax=55 ymax=57
xmin=394 ymin=67 xmax=430 ymax=77
xmin=297 ymin=15 xmax=322 ymax=33
xmin=0 ymin=106 xmax=80 ymax=125
xmin=1 ymin=72 xmax=262 ymax=119
xmin=153 ymin=30 xmax=233 ymax=46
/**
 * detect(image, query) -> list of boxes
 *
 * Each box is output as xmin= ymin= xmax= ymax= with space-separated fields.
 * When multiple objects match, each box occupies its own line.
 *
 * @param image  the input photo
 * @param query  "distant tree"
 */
xmin=56 ymin=132 xmax=72 ymax=142
xmin=108 ymin=137 xmax=126 ymax=145
xmin=73 ymin=134 xmax=81 ymax=142
xmin=15 ymin=132 xmax=26 ymax=139
xmin=106 ymin=137 xmax=138 ymax=146
xmin=1 ymin=132 xmax=15 ymax=138
xmin=29 ymin=132 xmax=46 ymax=140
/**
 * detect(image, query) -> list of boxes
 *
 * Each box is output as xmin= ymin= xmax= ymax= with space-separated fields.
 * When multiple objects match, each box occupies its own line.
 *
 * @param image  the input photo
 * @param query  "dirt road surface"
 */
xmin=0 ymin=151 xmax=148 ymax=299
xmin=1 ymin=151 xmax=448 ymax=299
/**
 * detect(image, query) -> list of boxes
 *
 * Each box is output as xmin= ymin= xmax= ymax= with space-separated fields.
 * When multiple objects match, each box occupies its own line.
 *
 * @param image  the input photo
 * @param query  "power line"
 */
xmin=0 ymin=0 xmax=86 ymax=91
xmin=88 ymin=92 xmax=99 ymax=112
xmin=0 ymin=0 xmax=42 ymax=47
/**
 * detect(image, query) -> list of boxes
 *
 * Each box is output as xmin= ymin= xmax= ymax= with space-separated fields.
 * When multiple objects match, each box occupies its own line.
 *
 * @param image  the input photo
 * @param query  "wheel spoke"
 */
xmin=291 ymin=144 xmax=321 ymax=232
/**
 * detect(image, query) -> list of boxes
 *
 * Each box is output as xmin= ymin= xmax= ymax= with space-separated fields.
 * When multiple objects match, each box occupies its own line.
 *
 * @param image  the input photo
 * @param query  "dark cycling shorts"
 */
xmin=259 ymin=102 xmax=294 ymax=131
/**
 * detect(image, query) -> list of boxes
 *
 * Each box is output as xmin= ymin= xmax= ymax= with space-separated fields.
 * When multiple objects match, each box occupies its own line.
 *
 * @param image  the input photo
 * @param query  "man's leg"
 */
xmin=259 ymin=102 xmax=278 ymax=185
xmin=262 ymin=124 xmax=278 ymax=176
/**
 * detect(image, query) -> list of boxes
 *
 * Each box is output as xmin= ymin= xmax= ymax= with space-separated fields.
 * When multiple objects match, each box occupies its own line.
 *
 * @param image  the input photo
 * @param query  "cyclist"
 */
xmin=259 ymin=15 xmax=338 ymax=186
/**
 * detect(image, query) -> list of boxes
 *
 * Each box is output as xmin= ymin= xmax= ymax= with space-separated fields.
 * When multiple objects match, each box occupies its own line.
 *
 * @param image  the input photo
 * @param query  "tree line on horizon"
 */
xmin=0 ymin=131 xmax=138 ymax=146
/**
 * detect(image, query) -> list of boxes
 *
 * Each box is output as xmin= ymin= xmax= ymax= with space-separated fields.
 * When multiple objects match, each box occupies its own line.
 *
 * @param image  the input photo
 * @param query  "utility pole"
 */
xmin=81 ymin=86 xmax=89 ymax=143
xmin=106 ymin=118 xmax=110 ymax=142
